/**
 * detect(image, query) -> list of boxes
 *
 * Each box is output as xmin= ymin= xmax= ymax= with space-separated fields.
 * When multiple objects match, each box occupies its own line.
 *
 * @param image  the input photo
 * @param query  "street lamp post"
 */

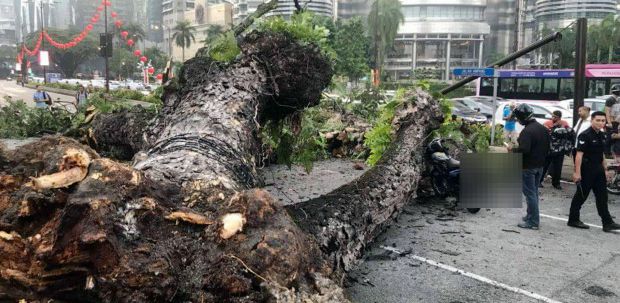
xmin=104 ymin=1 xmax=110 ymax=92
xmin=39 ymin=1 xmax=46 ymax=84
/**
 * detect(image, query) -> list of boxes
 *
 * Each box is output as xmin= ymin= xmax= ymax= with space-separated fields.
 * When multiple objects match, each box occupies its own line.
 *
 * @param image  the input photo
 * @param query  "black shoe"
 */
xmin=603 ymin=222 xmax=620 ymax=232
xmin=567 ymin=221 xmax=590 ymax=229
xmin=553 ymin=184 xmax=562 ymax=190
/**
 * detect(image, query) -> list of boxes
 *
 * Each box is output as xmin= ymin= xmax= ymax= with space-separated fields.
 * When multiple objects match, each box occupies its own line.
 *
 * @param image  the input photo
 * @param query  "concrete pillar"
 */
xmin=479 ymin=38 xmax=484 ymax=67
xmin=445 ymin=35 xmax=451 ymax=81
xmin=412 ymin=36 xmax=417 ymax=71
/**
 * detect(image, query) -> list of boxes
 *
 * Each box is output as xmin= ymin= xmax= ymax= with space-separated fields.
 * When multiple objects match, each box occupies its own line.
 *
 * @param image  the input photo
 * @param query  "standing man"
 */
xmin=503 ymin=102 xmax=518 ymax=144
xmin=508 ymin=104 xmax=550 ymax=230
xmin=604 ymin=88 xmax=620 ymax=156
xmin=75 ymin=85 xmax=89 ymax=108
xmin=33 ymin=85 xmax=52 ymax=109
xmin=540 ymin=110 xmax=572 ymax=189
xmin=572 ymin=106 xmax=591 ymax=160
xmin=569 ymin=111 xmax=620 ymax=232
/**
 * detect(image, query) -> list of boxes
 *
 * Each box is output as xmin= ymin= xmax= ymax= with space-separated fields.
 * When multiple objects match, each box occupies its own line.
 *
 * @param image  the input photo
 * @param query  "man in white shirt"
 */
xmin=572 ymin=106 xmax=591 ymax=161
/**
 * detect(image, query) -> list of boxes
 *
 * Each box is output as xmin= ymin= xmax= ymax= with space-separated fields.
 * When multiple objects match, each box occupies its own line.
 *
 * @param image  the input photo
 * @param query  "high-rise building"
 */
xmin=336 ymin=0 xmax=370 ymax=20
xmin=233 ymin=0 xmax=334 ymax=25
xmin=72 ymin=1 xmax=135 ymax=32
xmin=534 ymin=0 xmax=618 ymax=29
xmin=162 ymin=0 xmax=195 ymax=55
xmin=48 ymin=0 xmax=73 ymax=30
xmin=384 ymin=0 xmax=490 ymax=81
xmin=484 ymin=0 xmax=516 ymax=62
xmin=172 ymin=0 xmax=233 ymax=60
xmin=0 ymin=0 xmax=16 ymax=45
xmin=147 ymin=0 xmax=164 ymax=43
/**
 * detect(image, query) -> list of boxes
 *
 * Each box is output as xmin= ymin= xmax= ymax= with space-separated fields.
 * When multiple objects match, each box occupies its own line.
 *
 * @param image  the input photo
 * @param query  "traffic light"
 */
xmin=99 ymin=33 xmax=113 ymax=58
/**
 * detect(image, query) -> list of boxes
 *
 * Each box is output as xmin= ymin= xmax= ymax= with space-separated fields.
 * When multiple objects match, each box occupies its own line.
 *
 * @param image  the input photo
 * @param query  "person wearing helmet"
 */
xmin=507 ymin=104 xmax=550 ymax=230
xmin=540 ymin=110 xmax=572 ymax=190
xmin=569 ymin=111 xmax=620 ymax=232
xmin=604 ymin=87 xmax=620 ymax=156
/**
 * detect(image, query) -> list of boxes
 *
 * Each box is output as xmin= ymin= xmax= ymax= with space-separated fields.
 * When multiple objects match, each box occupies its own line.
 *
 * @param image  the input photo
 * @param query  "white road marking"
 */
xmin=540 ymin=213 xmax=603 ymax=229
xmin=381 ymin=246 xmax=564 ymax=303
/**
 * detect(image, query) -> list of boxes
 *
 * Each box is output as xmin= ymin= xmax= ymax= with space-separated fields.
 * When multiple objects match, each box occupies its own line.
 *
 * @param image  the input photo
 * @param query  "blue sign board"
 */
xmin=453 ymin=68 xmax=495 ymax=77
xmin=497 ymin=70 xmax=574 ymax=78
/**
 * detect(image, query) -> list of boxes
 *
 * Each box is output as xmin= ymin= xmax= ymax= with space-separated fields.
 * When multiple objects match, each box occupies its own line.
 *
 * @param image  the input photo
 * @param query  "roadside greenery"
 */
xmin=0 ymin=95 xmax=151 ymax=139
xmin=28 ymin=83 xmax=162 ymax=106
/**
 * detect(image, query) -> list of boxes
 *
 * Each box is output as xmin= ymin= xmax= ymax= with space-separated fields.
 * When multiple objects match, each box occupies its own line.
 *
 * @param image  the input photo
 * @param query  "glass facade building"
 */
xmin=385 ymin=0 xmax=490 ymax=81
xmin=535 ymin=0 xmax=618 ymax=29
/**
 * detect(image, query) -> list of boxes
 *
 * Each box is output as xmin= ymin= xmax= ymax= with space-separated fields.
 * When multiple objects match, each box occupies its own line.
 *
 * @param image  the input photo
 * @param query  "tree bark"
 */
xmin=0 ymin=31 xmax=441 ymax=302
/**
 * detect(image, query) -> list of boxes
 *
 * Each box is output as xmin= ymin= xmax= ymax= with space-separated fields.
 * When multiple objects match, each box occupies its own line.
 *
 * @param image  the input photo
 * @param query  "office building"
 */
xmin=171 ymin=0 xmax=233 ymax=60
xmin=535 ymin=0 xmax=618 ymax=29
xmin=233 ymin=0 xmax=334 ymax=25
xmin=162 ymin=0 xmax=195 ymax=55
xmin=384 ymin=0 xmax=490 ymax=81
xmin=337 ymin=0 xmax=370 ymax=20
xmin=0 ymin=0 xmax=15 ymax=45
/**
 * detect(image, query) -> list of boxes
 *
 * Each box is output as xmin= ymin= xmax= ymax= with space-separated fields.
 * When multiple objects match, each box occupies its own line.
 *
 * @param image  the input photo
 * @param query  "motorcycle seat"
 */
xmin=448 ymin=158 xmax=460 ymax=169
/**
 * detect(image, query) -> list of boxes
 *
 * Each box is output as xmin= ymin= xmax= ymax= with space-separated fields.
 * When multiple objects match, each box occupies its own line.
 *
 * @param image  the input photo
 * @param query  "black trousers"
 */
xmin=569 ymin=167 xmax=614 ymax=225
xmin=541 ymin=154 xmax=564 ymax=186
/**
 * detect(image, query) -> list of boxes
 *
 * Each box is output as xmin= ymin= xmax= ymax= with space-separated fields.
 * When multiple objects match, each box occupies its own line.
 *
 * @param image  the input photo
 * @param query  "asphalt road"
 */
xmin=261 ymin=159 xmax=620 ymax=303
xmin=346 ymin=182 xmax=620 ymax=303
xmin=0 ymin=79 xmax=74 ymax=107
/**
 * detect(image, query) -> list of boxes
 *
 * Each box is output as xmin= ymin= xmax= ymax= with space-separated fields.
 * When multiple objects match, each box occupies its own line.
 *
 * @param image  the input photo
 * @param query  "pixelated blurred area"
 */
xmin=460 ymin=153 xmax=522 ymax=208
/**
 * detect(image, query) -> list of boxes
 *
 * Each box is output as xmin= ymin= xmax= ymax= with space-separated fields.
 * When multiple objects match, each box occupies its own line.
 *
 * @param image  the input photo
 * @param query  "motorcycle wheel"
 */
xmin=607 ymin=175 xmax=620 ymax=195
xmin=466 ymin=208 xmax=481 ymax=214
xmin=431 ymin=173 xmax=448 ymax=198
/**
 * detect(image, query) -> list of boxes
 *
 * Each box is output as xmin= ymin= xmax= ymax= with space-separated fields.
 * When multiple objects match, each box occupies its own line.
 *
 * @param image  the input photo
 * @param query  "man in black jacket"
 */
xmin=508 ymin=104 xmax=550 ymax=230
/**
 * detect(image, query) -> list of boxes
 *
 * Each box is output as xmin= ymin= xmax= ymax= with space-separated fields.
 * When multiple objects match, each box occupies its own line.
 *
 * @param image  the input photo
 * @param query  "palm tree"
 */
xmin=124 ymin=23 xmax=146 ymax=45
xmin=599 ymin=14 xmax=620 ymax=63
xmin=367 ymin=0 xmax=404 ymax=87
xmin=172 ymin=20 xmax=197 ymax=61
xmin=588 ymin=24 xmax=603 ymax=63
xmin=202 ymin=25 xmax=225 ymax=45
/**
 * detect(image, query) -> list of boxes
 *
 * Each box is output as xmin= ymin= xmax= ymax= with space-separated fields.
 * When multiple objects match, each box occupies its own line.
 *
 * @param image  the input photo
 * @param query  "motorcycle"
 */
xmin=607 ymin=162 xmax=620 ymax=195
xmin=426 ymin=138 xmax=480 ymax=214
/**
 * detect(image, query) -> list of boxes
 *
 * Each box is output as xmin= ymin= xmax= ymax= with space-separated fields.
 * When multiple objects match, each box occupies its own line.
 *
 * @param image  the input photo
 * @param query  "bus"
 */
xmin=478 ymin=64 xmax=620 ymax=102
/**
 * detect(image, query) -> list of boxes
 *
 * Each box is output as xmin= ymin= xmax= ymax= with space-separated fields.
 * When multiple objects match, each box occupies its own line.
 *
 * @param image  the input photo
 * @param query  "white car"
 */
xmin=557 ymin=98 xmax=606 ymax=112
xmin=493 ymin=102 xmax=573 ymax=133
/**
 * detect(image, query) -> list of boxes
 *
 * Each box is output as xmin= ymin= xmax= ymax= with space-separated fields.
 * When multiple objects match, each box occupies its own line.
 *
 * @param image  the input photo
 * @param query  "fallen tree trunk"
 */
xmin=286 ymin=91 xmax=441 ymax=272
xmin=0 ymin=29 xmax=441 ymax=302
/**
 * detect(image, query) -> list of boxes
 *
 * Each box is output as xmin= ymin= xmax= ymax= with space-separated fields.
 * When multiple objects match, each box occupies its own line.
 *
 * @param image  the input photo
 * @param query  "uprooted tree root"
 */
xmin=1 ymin=29 xmax=442 ymax=302
xmin=1 ymin=137 xmax=344 ymax=302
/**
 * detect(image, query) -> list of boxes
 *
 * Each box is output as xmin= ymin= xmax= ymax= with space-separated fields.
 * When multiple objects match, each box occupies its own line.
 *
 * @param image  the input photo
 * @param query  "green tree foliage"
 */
xmin=123 ymin=23 xmax=146 ymax=44
xmin=202 ymin=25 xmax=225 ymax=45
xmin=172 ymin=20 xmax=197 ymax=61
xmin=208 ymin=32 xmax=241 ymax=62
xmin=110 ymin=48 xmax=138 ymax=79
xmin=598 ymin=14 xmax=620 ymax=63
xmin=332 ymin=17 xmax=370 ymax=81
xmin=25 ymin=28 xmax=98 ymax=78
xmin=144 ymin=47 xmax=167 ymax=70
xmin=367 ymin=0 xmax=404 ymax=77
xmin=258 ymin=11 xmax=334 ymax=58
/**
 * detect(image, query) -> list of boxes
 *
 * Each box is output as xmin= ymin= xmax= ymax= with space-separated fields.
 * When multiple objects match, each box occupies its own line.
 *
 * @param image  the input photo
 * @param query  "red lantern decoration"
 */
xmin=115 ymin=20 xmax=122 ymax=28
xmin=127 ymin=39 xmax=134 ymax=47
xmin=121 ymin=31 xmax=129 ymax=39
xmin=91 ymin=17 xmax=97 ymax=23
xmin=148 ymin=67 xmax=155 ymax=74
xmin=140 ymin=56 xmax=147 ymax=63
xmin=156 ymin=74 xmax=163 ymax=80
xmin=86 ymin=24 xmax=94 ymax=31
xmin=105 ymin=1 xmax=112 ymax=7
xmin=111 ymin=12 xmax=118 ymax=18
xmin=97 ymin=6 xmax=104 ymax=12
xmin=134 ymin=49 xmax=142 ymax=57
